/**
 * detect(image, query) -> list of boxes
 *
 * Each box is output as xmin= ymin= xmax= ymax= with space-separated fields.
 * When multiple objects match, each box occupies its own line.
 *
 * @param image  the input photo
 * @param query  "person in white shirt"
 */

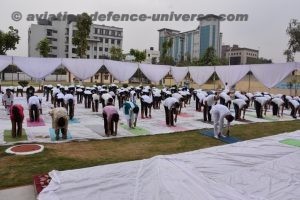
xmin=196 ymin=91 xmax=207 ymax=112
xmin=56 ymin=92 xmax=65 ymax=108
xmin=152 ymin=90 xmax=162 ymax=109
xmin=83 ymin=89 xmax=92 ymax=109
xmin=101 ymin=93 xmax=113 ymax=108
xmin=172 ymin=92 xmax=184 ymax=114
xmin=271 ymin=97 xmax=284 ymax=117
xmin=163 ymin=97 xmax=180 ymax=126
xmin=288 ymin=99 xmax=300 ymax=119
xmin=219 ymin=91 xmax=232 ymax=109
xmin=64 ymin=92 xmax=75 ymax=119
xmin=92 ymin=92 xmax=100 ymax=112
xmin=232 ymin=99 xmax=247 ymax=120
xmin=2 ymin=89 xmax=14 ymax=115
xmin=203 ymin=94 xmax=219 ymax=122
xmin=210 ymin=104 xmax=234 ymax=138
xmin=140 ymin=94 xmax=153 ymax=118
xmin=28 ymin=95 xmax=41 ymax=122
xmin=254 ymin=96 xmax=268 ymax=118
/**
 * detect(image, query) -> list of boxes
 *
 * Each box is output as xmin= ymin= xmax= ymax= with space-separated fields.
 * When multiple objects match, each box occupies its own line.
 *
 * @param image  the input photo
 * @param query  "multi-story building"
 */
xmin=144 ymin=47 xmax=160 ymax=64
xmin=28 ymin=17 xmax=123 ymax=83
xmin=222 ymin=44 xmax=259 ymax=65
xmin=158 ymin=14 xmax=222 ymax=63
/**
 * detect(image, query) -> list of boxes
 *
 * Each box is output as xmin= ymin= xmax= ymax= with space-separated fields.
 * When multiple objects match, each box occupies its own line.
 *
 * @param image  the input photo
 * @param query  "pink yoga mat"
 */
xmin=26 ymin=118 xmax=46 ymax=127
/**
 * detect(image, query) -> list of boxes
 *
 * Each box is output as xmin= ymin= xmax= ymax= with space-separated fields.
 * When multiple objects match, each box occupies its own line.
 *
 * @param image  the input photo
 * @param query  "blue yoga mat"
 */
xmin=200 ymin=129 xmax=241 ymax=144
xmin=49 ymin=128 xmax=72 ymax=141
xmin=69 ymin=118 xmax=80 ymax=124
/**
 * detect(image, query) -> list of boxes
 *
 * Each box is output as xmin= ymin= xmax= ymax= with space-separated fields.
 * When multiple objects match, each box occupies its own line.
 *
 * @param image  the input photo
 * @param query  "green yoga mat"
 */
xmin=120 ymin=124 xmax=150 ymax=136
xmin=3 ymin=129 xmax=27 ymax=142
xmin=280 ymin=139 xmax=300 ymax=148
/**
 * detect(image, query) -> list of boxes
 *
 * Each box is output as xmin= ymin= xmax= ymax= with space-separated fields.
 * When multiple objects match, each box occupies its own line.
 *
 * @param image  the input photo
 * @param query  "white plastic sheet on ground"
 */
xmin=215 ymin=65 xmax=250 ymax=88
xmin=38 ymin=130 xmax=300 ymax=200
xmin=13 ymin=56 xmax=61 ymax=79
xmin=188 ymin=66 xmax=215 ymax=85
xmin=104 ymin=59 xmax=138 ymax=82
xmin=62 ymin=58 xmax=103 ymax=80
xmin=0 ymin=55 xmax=12 ymax=72
xmin=170 ymin=66 xmax=188 ymax=83
xmin=139 ymin=64 xmax=170 ymax=83
xmin=250 ymin=63 xmax=296 ymax=88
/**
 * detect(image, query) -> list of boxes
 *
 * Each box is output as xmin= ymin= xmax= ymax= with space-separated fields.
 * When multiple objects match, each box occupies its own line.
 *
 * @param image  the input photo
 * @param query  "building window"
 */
xmin=111 ymin=39 xmax=115 ymax=44
xmin=87 ymin=46 xmax=90 ymax=50
xmin=94 ymin=46 xmax=97 ymax=51
xmin=99 ymin=47 xmax=103 ymax=51
xmin=46 ymin=29 xmax=52 ymax=36
xmin=99 ymin=38 xmax=103 ymax=43
xmin=95 ymin=75 xmax=99 ymax=79
xmin=105 ymin=48 xmax=108 ymax=52
xmin=116 ymin=31 xmax=121 ymax=37
xmin=94 ymin=55 xmax=97 ymax=59
xmin=148 ymin=54 xmax=150 ymax=57
xmin=52 ymin=46 xmax=57 ymax=50
xmin=87 ymin=55 xmax=90 ymax=59
xmin=105 ymin=38 xmax=109 ymax=43
xmin=52 ymin=30 xmax=57 ymax=33
xmin=94 ymin=28 xmax=98 ymax=34
xmin=117 ymin=40 xmax=121 ymax=45
xmin=99 ymin=29 xmax=103 ymax=35
xmin=104 ymin=74 xmax=109 ymax=80
xmin=111 ymin=30 xmax=115 ymax=36
xmin=65 ymin=54 xmax=68 ymax=57
xmin=105 ymin=30 xmax=109 ymax=35
xmin=72 ymin=48 xmax=76 ymax=53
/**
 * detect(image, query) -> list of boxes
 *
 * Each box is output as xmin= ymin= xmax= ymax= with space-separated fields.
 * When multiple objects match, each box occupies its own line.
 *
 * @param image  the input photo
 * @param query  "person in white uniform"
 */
xmin=64 ymin=92 xmax=75 ymax=119
xmin=163 ymin=97 xmax=180 ymax=126
xmin=28 ymin=95 xmax=41 ymax=122
xmin=203 ymin=94 xmax=219 ymax=122
xmin=232 ymin=99 xmax=247 ymax=120
xmin=271 ymin=97 xmax=284 ymax=117
xmin=210 ymin=104 xmax=234 ymax=138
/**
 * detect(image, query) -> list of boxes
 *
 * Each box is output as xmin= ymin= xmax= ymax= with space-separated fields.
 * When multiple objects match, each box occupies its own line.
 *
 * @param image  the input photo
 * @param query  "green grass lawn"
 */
xmin=0 ymin=120 xmax=299 ymax=189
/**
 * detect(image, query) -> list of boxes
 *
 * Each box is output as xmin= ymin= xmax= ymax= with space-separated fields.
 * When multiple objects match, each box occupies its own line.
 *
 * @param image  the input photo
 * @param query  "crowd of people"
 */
xmin=1 ymin=82 xmax=300 ymax=140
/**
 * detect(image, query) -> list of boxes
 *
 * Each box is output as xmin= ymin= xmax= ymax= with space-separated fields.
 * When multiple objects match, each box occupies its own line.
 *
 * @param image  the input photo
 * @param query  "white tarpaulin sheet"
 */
xmin=170 ymin=66 xmax=188 ymax=83
xmin=13 ymin=56 xmax=61 ymax=79
xmin=39 ymin=131 xmax=300 ymax=200
xmin=139 ymin=64 xmax=170 ymax=83
xmin=215 ymin=65 xmax=250 ymax=88
xmin=104 ymin=60 xmax=138 ymax=82
xmin=0 ymin=55 xmax=12 ymax=72
xmin=188 ymin=66 xmax=215 ymax=85
xmin=250 ymin=63 xmax=296 ymax=88
xmin=62 ymin=58 xmax=103 ymax=80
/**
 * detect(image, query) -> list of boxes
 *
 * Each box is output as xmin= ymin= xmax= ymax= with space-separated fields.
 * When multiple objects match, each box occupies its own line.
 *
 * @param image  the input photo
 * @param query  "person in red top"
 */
xmin=10 ymin=104 xmax=24 ymax=138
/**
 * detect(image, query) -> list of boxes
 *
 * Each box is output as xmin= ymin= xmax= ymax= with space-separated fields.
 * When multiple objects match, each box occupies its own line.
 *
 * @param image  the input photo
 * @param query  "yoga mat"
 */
xmin=280 ymin=139 xmax=300 ymax=148
xmin=69 ymin=118 xmax=80 ymax=124
xmin=120 ymin=124 xmax=150 ymax=135
xmin=178 ymin=113 xmax=194 ymax=118
xmin=85 ymin=125 xmax=107 ymax=137
xmin=200 ymin=129 xmax=241 ymax=144
xmin=246 ymin=113 xmax=278 ymax=121
xmin=33 ymin=174 xmax=51 ymax=194
xmin=49 ymin=128 xmax=72 ymax=141
xmin=26 ymin=118 xmax=46 ymax=127
xmin=3 ymin=129 xmax=27 ymax=142
xmin=197 ymin=119 xmax=214 ymax=125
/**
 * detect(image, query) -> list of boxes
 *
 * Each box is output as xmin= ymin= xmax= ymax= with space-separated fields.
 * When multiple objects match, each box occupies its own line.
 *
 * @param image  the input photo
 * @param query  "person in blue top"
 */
xmin=123 ymin=100 xmax=139 ymax=128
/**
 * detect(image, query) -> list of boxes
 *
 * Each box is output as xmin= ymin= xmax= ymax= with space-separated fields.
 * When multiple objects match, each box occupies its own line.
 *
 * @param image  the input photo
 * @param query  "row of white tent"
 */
xmin=0 ymin=55 xmax=299 ymax=88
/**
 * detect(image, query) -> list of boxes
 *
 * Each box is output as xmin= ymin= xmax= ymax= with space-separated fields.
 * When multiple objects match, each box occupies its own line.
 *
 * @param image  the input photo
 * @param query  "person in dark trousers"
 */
xmin=232 ymin=99 xmax=247 ymax=120
xmin=10 ymin=104 xmax=24 ymax=138
xmin=28 ymin=95 xmax=40 ymax=122
xmin=103 ymin=98 xmax=119 ymax=136
xmin=254 ymin=96 xmax=267 ymax=118
xmin=203 ymin=94 xmax=218 ymax=122
xmin=26 ymin=86 xmax=35 ymax=102
xmin=163 ymin=97 xmax=180 ymax=126
xmin=64 ymin=92 xmax=75 ymax=120
xmin=49 ymin=107 xmax=69 ymax=140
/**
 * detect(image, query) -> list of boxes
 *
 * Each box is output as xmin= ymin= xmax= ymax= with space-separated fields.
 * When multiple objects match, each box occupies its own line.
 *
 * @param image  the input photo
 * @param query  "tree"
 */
xmin=246 ymin=57 xmax=272 ymax=64
xmin=129 ymin=49 xmax=146 ymax=63
xmin=283 ymin=49 xmax=295 ymax=62
xmin=0 ymin=26 xmax=20 ymax=55
xmin=36 ymin=38 xmax=50 ymax=57
xmin=72 ymin=13 xmax=92 ymax=58
xmin=286 ymin=19 xmax=300 ymax=54
xmin=110 ymin=46 xmax=124 ymax=61
xmin=199 ymin=47 xmax=220 ymax=66
xmin=159 ymin=39 xmax=174 ymax=65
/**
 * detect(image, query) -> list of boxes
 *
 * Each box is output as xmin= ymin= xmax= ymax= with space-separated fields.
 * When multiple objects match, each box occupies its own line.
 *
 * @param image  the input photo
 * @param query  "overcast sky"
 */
xmin=1 ymin=0 xmax=300 ymax=62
